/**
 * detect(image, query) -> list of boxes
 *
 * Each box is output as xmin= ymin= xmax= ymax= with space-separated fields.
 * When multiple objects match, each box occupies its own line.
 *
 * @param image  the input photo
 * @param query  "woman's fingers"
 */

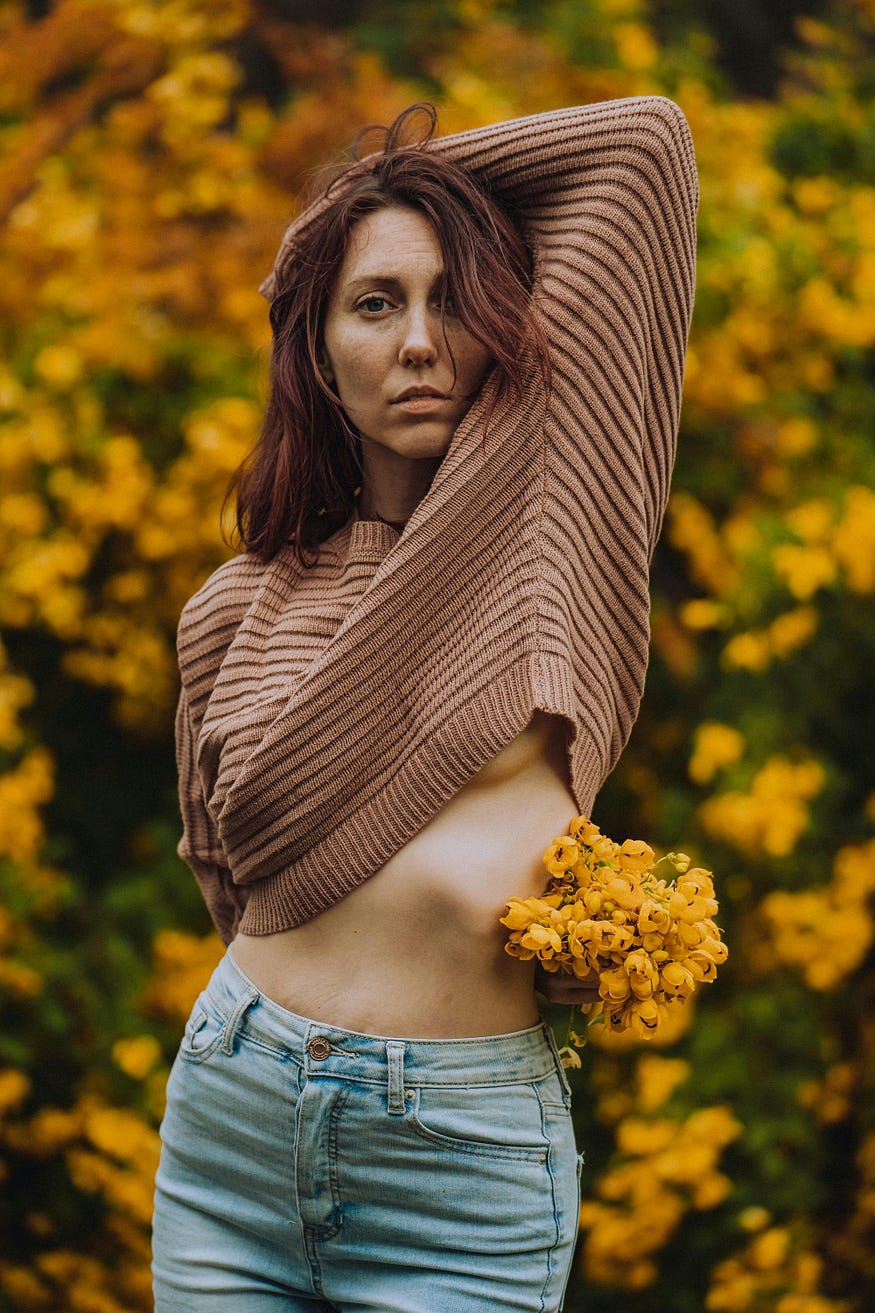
xmin=535 ymin=974 xmax=602 ymax=1009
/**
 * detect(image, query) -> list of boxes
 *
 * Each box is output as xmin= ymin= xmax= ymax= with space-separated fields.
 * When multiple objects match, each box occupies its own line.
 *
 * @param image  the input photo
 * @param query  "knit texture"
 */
xmin=175 ymin=95 xmax=698 ymax=944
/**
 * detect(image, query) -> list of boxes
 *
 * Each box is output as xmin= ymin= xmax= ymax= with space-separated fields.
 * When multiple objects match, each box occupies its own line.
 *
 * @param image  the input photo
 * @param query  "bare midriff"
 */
xmin=231 ymin=711 xmax=579 ymax=1039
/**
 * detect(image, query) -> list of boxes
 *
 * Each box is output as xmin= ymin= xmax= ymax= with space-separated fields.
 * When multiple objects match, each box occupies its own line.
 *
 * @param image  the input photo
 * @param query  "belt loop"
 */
xmin=220 ymin=984 xmax=259 ymax=1055
xmin=386 ymin=1041 xmax=406 ymax=1115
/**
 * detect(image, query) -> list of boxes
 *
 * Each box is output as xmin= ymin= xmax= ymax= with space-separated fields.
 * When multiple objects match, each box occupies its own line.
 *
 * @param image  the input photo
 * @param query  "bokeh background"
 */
xmin=0 ymin=0 xmax=873 ymax=1309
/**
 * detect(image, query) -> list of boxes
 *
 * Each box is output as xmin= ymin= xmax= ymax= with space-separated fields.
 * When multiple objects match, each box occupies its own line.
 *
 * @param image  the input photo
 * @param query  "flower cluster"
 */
xmin=759 ymin=837 xmax=875 ymax=990
xmin=500 ymin=816 xmax=727 ymax=1043
xmin=699 ymin=755 xmax=825 ymax=858
xmin=580 ymin=1103 xmax=742 ymax=1290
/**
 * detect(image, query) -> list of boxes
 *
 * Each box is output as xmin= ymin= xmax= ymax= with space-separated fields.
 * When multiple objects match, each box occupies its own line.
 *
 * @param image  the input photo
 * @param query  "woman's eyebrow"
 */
xmin=344 ymin=272 xmax=444 ymax=292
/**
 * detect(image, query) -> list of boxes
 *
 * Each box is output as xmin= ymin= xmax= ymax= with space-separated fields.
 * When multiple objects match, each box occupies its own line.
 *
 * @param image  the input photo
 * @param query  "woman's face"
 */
xmin=319 ymin=206 xmax=494 ymax=460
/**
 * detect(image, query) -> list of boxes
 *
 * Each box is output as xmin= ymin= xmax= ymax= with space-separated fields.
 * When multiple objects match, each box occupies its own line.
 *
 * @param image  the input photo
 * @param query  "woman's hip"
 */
xmin=153 ymin=946 xmax=582 ymax=1310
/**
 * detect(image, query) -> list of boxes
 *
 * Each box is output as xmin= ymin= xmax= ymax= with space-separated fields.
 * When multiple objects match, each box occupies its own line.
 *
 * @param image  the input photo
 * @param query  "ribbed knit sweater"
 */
xmin=175 ymin=95 xmax=698 ymax=944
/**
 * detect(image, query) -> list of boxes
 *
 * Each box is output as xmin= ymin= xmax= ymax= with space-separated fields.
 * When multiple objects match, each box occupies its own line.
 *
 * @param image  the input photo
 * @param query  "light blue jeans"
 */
xmin=152 ymin=948 xmax=582 ymax=1312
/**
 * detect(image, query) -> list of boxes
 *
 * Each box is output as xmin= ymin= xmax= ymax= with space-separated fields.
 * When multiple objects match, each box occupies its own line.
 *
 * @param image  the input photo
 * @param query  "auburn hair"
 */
xmin=225 ymin=103 xmax=550 ymax=566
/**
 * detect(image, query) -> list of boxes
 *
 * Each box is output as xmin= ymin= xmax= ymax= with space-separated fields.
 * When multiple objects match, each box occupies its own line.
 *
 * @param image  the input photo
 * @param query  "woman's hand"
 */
xmin=534 ymin=968 xmax=602 ymax=1011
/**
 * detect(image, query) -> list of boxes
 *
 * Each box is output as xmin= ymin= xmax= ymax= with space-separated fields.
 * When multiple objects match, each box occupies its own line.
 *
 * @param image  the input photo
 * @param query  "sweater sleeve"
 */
xmin=430 ymin=95 xmax=698 ymax=557
xmin=175 ymin=685 xmax=247 ymax=945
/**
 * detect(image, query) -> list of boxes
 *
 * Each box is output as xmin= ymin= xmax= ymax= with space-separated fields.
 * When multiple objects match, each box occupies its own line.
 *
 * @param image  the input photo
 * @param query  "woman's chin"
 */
xmin=359 ymin=422 xmax=456 ymax=462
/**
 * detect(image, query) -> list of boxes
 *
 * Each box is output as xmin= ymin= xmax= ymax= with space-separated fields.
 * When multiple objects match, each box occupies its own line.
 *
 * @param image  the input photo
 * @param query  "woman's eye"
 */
xmin=357 ymin=296 xmax=391 ymax=314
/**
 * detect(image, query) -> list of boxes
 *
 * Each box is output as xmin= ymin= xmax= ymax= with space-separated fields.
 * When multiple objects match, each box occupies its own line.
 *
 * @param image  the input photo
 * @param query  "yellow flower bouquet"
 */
xmin=500 ymin=816 xmax=728 ymax=1049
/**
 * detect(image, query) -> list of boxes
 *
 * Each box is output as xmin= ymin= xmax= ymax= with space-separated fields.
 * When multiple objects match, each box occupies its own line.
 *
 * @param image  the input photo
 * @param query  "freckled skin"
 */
xmin=319 ymin=206 xmax=494 ymax=523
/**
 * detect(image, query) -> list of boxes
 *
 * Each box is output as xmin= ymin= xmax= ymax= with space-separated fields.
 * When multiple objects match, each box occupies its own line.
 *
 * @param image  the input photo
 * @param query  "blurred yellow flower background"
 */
xmin=0 ymin=0 xmax=873 ymax=1309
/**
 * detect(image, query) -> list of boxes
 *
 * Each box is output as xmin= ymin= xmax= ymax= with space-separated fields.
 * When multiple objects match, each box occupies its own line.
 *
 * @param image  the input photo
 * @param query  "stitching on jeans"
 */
xmin=307 ymin=1084 xmax=350 ymax=1242
xmin=408 ymin=1087 xmax=549 ymax=1163
xmin=411 ymin=1072 xmax=554 ymax=1089
xmin=325 ymin=1083 xmax=350 ymax=1238
xmin=238 ymin=1026 xmax=359 ymax=1062
xmin=237 ymin=1031 xmax=305 ymax=1065
xmin=408 ymin=1116 xmax=549 ymax=1163
xmin=220 ymin=985 xmax=259 ymax=1056
xmin=535 ymin=1082 xmax=562 ymax=1313
xmin=178 ymin=1007 xmax=226 ymax=1065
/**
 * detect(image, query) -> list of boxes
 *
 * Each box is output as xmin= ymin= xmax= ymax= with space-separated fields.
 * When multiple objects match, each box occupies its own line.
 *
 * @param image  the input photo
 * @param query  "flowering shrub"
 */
xmin=0 ymin=0 xmax=873 ymax=1310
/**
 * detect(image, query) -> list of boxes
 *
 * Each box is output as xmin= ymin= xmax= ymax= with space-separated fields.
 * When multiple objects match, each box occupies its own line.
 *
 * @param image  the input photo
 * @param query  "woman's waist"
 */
xmin=229 ymin=764 xmax=577 ymax=1033
xmin=204 ymin=947 xmax=561 ymax=1083
xmin=233 ymin=812 xmax=559 ymax=978
xmin=230 ymin=912 xmax=540 ymax=1038
xmin=230 ymin=847 xmax=548 ymax=1035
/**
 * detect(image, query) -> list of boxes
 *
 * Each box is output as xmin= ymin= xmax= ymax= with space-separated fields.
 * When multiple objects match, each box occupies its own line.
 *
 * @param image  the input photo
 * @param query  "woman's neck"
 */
xmin=356 ymin=444 xmax=442 ymax=529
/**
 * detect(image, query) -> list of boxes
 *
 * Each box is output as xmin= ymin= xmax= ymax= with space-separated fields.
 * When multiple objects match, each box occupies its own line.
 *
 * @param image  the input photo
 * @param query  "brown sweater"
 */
xmin=175 ymin=95 xmax=698 ymax=944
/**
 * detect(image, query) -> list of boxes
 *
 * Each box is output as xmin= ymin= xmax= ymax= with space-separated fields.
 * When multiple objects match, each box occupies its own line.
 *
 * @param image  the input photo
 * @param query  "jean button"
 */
xmin=308 ymin=1037 xmax=331 ymax=1061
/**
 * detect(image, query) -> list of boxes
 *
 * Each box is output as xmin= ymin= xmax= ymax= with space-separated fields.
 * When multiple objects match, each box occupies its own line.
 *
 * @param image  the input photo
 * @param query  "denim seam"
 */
xmin=307 ymin=1083 xmax=350 ymax=1242
xmin=407 ymin=1089 xmax=548 ymax=1163
xmin=409 ymin=1072 xmax=554 ymax=1089
xmin=177 ymin=1008 xmax=226 ymax=1066
xmin=536 ymin=1082 xmax=563 ymax=1313
xmin=558 ymin=1156 xmax=586 ymax=1311
xmin=325 ymin=1083 xmax=348 ymax=1239
xmin=231 ymin=1070 xmax=555 ymax=1089
xmin=302 ymin=1226 xmax=327 ymax=1300
xmin=407 ymin=1121 xmax=549 ymax=1162
xmin=236 ymin=1031 xmax=305 ymax=1065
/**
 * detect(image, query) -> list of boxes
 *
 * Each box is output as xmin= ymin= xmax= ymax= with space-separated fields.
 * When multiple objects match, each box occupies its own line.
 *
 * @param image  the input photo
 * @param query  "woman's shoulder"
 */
xmin=176 ymin=551 xmax=272 ymax=669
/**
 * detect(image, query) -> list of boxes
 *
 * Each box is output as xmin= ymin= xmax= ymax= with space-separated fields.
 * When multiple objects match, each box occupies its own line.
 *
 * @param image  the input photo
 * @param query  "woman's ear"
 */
xmin=316 ymin=347 xmax=335 ymax=386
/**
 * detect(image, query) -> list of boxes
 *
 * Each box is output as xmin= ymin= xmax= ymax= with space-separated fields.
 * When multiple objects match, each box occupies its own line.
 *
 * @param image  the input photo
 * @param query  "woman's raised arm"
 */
xmin=431 ymin=95 xmax=698 ymax=558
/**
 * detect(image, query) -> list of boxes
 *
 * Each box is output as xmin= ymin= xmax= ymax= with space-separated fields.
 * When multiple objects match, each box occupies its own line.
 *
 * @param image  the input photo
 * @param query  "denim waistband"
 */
xmin=202 ymin=947 xmax=566 ymax=1089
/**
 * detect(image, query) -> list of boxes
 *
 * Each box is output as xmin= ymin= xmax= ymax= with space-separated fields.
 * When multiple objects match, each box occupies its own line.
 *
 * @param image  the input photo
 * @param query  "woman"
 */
xmin=153 ymin=94 xmax=698 ymax=1312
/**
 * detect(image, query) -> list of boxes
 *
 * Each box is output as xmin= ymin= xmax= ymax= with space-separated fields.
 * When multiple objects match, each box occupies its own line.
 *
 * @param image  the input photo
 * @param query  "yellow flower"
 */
xmin=689 ymin=722 xmax=745 ymax=785
xmin=500 ymin=898 xmax=540 ymax=931
xmin=638 ymin=898 xmax=672 ymax=936
xmin=660 ymin=960 xmax=696 ymax=1000
xmin=686 ymin=950 xmax=723 ymax=984
xmin=591 ymin=835 xmax=619 ymax=863
xmin=772 ymin=543 xmax=837 ymax=599
xmin=0 ymin=1067 xmax=30 ymax=1114
xmin=604 ymin=873 xmax=642 ymax=911
xmin=568 ymin=816 xmax=603 ymax=845
xmin=112 ymin=1036 xmax=162 ymax=1081
xmin=569 ymin=959 xmax=600 ymax=984
xmin=589 ymin=920 xmax=636 ymax=957
xmin=557 ymin=1045 xmax=583 ymax=1070
xmin=566 ymin=916 xmax=595 ymax=958
xmin=519 ymin=923 xmax=564 ymax=957
xmin=627 ymin=998 xmax=664 ymax=1037
xmin=598 ymin=965 xmax=631 ymax=1004
xmin=680 ymin=598 xmax=727 ymax=631
xmin=833 ymin=484 xmax=875 ymax=593
xmin=618 ymin=838 xmax=655 ymax=875
xmin=543 ymin=835 xmax=580 ymax=875
xmin=581 ymin=886 xmax=605 ymax=915
xmin=625 ymin=950 xmax=660 ymax=1000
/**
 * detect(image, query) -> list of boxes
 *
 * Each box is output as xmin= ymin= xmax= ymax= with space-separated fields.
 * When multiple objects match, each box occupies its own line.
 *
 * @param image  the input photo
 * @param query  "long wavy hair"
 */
xmin=225 ymin=103 xmax=551 ymax=567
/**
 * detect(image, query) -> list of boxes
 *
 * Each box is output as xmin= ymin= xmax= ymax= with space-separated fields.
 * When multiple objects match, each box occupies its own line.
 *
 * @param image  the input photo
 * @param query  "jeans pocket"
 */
xmin=409 ymin=1083 xmax=548 ymax=1162
xmin=177 ymin=995 xmax=226 ymax=1065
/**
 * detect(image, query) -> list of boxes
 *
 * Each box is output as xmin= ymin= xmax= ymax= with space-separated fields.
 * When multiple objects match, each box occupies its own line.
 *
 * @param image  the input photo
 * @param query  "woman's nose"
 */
xmin=398 ymin=307 xmax=440 ymax=367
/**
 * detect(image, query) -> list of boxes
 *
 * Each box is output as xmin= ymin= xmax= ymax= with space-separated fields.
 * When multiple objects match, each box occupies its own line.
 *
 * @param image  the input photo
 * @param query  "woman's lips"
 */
xmin=392 ymin=395 xmax=451 ymax=412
